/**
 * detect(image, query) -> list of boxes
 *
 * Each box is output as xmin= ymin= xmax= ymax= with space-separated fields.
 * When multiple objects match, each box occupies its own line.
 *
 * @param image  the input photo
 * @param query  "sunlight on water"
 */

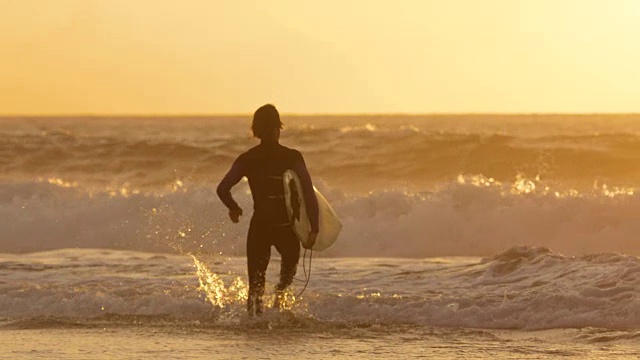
xmin=599 ymin=184 xmax=635 ymax=198
xmin=191 ymin=255 xmax=248 ymax=308
xmin=172 ymin=179 xmax=185 ymax=192
xmin=107 ymin=185 xmax=140 ymax=198
xmin=457 ymin=174 xmax=498 ymax=187
xmin=355 ymin=288 xmax=384 ymax=300
xmin=190 ymin=254 xmax=299 ymax=312
xmin=339 ymin=123 xmax=377 ymax=133
xmin=457 ymin=173 xmax=636 ymax=199
xmin=42 ymin=177 xmax=78 ymax=188
xmin=512 ymin=174 xmax=536 ymax=194
xmin=274 ymin=289 xmax=297 ymax=311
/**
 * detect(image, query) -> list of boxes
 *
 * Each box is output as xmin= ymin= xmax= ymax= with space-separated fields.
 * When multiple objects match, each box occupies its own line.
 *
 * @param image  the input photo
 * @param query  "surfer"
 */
xmin=216 ymin=104 xmax=319 ymax=316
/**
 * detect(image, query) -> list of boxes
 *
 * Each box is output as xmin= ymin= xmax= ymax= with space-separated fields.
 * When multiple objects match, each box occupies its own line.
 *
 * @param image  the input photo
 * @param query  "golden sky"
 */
xmin=1 ymin=0 xmax=640 ymax=114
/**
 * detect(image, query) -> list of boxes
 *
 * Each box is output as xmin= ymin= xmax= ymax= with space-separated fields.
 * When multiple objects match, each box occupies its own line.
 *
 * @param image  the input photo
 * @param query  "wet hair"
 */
xmin=251 ymin=104 xmax=283 ymax=139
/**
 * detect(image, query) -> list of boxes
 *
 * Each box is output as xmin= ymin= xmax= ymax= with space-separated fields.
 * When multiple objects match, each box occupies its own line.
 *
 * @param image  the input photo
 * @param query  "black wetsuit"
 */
xmin=217 ymin=142 xmax=318 ymax=314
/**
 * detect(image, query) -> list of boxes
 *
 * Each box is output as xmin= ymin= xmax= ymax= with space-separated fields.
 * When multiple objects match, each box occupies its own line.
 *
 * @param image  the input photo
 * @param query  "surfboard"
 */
xmin=283 ymin=169 xmax=342 ymax=251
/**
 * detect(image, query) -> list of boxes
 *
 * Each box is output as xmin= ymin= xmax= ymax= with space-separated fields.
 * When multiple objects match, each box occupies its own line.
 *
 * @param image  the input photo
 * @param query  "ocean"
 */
xmin=1 ymin=114 xmax=640 ymax=358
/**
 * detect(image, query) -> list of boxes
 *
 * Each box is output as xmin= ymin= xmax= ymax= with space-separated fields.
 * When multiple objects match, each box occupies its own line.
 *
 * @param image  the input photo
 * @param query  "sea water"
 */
xmin=1 ymin=115 xmax=639 ymax=358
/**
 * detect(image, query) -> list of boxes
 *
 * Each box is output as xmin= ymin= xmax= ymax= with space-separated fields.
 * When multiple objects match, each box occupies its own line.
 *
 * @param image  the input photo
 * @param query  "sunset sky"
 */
xmin=2 ymin=0 xmax=640 ymax=114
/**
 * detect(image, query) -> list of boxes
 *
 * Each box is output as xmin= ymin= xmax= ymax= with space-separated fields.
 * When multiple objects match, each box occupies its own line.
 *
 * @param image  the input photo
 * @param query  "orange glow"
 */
xmin=1 ymin=0 xmax=639 ymax=114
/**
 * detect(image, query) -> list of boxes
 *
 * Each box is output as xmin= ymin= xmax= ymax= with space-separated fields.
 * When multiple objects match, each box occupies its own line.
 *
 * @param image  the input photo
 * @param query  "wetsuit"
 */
xmin=216 ymin=142 xmax=319 ymax=314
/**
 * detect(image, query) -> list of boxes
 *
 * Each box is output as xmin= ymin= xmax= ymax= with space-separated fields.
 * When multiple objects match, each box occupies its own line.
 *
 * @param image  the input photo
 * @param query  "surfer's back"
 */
xmin=240 ymin=143 xmax=304 ymax=223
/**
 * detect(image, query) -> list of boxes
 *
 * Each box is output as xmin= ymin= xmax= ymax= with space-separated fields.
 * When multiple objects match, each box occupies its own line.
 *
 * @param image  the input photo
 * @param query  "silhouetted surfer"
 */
xmin=217 ymin=104 xmax=319 ymax=316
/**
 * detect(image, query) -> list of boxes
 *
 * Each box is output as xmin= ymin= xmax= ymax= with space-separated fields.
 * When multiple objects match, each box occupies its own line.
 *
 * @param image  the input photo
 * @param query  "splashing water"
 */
xmin=191 ymin=253 xmax=302 ymax=315
xmin=191 ymin=255 xmax=248 ymax=308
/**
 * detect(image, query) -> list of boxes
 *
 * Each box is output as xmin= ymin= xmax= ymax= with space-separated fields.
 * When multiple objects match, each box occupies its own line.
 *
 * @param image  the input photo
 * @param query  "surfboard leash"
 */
xmin=295 ymin=248 xmax=313 ymax=298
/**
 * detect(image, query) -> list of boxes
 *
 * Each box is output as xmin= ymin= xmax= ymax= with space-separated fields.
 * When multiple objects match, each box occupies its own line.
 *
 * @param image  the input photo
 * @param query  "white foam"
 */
xmin=327 ymin=176 xmax=640 ymax=257
xmin=1 ymin=247 xmax=639 ymax=330
xmin=1 ymin=177 xmax=639 ymax=257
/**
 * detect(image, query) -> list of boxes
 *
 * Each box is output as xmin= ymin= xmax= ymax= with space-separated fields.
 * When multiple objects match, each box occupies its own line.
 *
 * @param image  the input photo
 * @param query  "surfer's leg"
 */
xmin=273 ymin=227 xmax=300 ymax=306
xmin=246 ymin=220 xmax=271 ymax=315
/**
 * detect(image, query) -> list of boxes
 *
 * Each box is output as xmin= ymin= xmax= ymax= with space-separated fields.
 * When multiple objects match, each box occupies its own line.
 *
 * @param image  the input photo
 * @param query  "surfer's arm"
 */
xmin=216 ymin=158 xmax=245 ymax=212
xmin=293 ymin=158 xmax=319 ymax=233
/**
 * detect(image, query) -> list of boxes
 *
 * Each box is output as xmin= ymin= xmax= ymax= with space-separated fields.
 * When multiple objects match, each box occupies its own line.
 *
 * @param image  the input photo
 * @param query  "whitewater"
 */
xmin=2 ymin=115 xmax=640 ymax=358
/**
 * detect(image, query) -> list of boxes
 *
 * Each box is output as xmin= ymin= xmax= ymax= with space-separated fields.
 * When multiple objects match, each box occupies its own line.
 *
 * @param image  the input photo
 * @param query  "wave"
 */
xmin=1 ymin=246 xmax=639 ymax=330
xmin=310 ymin=246 xmax=640 ymax=329
xmin=2 ymin=118 xmax=640 ymax=192
xmin=1 ymin=176 xmax=638 ymax=257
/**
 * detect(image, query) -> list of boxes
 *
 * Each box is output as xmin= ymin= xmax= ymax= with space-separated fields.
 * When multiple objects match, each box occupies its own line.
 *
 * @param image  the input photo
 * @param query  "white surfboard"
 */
xmin=283 ymin=170 xmax=341 ymax=251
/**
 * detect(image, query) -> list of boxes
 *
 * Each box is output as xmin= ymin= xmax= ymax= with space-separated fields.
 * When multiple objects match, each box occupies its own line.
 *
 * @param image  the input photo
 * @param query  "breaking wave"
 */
xmin=1 ymin=175 xmax=638 ymax=257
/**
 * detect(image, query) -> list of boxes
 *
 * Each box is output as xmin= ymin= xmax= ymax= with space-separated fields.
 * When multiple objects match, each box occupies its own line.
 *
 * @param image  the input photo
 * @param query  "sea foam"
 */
xmin=1 ymin=175 xmax=638 ymax=257
xmin=1 ymin=246 xmax=638 ymax=330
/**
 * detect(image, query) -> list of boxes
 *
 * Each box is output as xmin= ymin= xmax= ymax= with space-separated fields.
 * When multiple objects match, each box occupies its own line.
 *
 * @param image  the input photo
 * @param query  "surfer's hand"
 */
xmin=304 ymin=231 xmax=318 ymax=250
xmin=228 ymin=208 xmax=242 ymax=223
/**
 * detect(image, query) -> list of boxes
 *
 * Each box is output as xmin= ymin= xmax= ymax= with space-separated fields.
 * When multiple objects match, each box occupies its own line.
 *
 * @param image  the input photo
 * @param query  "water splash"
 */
xmin=273 ymin=289 xmax=297 ymax=311
xmin=191 ymin=255 xmax=248 ymax=308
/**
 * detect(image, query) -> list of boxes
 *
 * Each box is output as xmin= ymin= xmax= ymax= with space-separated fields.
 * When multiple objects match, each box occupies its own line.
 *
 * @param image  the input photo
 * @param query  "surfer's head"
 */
xmin=252 ymin=104 xmax=283 ymax=141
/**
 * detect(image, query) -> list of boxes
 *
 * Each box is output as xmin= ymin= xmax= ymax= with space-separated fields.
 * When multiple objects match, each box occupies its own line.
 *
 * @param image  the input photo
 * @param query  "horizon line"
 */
xmin=2 ymin=112 xmax=640 ymax=118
